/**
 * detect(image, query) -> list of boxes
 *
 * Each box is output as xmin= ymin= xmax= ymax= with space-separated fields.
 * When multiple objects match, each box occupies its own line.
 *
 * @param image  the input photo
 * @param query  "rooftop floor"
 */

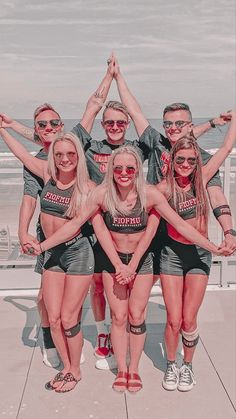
xmin=0 ymin=285 xmax=235 ymax=419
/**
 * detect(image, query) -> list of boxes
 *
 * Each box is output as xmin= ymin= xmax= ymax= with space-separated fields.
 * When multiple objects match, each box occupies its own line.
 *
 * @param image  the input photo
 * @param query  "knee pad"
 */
xmin=64 ymin=321 xmax=81 ymax=338
xmin=129 ymin=321 xmax=146 ymax=335
xmin=182 ymin=328 xmax=199 ymax=348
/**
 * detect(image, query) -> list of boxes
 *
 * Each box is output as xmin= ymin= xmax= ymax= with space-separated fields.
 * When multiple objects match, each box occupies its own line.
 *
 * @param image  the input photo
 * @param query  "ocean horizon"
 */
xmin=0 ymin=118 xmax=234 ymax=167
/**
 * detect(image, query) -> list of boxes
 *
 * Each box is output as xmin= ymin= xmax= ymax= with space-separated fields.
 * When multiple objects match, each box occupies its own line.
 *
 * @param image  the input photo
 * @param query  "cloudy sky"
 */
xmin=1 ymin=0 xmax=235 ymax=118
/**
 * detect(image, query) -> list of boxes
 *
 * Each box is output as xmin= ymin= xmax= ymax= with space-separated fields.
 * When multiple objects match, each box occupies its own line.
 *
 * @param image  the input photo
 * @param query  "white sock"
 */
xmin=96 ymin=321 xmax=108 ymax=335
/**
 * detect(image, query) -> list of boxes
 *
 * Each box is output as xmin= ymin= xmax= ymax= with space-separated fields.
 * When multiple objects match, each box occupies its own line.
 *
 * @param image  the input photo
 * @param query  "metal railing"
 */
xmin=0 ymin=155 xmax=235 ymax=288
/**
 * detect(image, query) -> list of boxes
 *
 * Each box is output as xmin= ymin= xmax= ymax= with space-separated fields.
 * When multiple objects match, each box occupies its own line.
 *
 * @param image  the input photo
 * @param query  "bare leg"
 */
xmin=160 ymin=274 xmax=183 ymax=361
xmin=59 ymin=274 xmax=92 ymax=392
xmin=128 ymin=274 xmax=153 ymax=373
xmin=103 ymin=273 xmax=129 ymax=373
xmin=42 ymin=270 xmax=70 ymax=376
xmin=182 ymin=274 xmax=208 ymax=362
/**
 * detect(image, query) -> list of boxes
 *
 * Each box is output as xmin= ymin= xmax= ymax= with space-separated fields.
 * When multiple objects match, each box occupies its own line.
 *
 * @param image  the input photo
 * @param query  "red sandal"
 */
xmin=127 ymin=372 xmax=143 ymax=393
xmin=112 ymin=371 xmax=128 ymax=392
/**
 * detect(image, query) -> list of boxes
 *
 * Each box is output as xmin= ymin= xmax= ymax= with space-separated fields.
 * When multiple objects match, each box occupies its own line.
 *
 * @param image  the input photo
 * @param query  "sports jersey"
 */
xmin=72 ymin=123 xmax=147 ymax=184
xmin=139 ymin=125 xmax=222 ymax=187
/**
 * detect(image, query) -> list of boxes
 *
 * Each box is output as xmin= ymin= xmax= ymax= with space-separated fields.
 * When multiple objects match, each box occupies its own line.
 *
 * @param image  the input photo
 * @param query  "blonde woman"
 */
xmin=156 ymin=111 xmax=236 ymax=392
xmin=27 ymin=145 xmax=227 ymax=393
xmin=0 ymin=126 xmax=95 ymax=393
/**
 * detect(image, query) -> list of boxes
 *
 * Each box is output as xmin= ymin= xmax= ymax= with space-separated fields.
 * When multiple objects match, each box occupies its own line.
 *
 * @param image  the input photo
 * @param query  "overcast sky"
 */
xmin=1 ymin=0 xmax=235 ymax=118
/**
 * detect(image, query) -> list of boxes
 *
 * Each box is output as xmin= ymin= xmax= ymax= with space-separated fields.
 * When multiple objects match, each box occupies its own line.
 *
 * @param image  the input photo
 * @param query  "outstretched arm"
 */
xmin=31 ymin=187 xmax=104 ymax=253
xmin=127 ymin=210 xmax=160 ymax=272
xmin=148 ymin=188 xmax=227 ymax=255
xmin=114 ymin=56 xmax=149 ymax=137
xmin=80 ymin=53 xmax=115 ymax=133
xmin=0 ymin=112 xmax=35 ymax=141
xmin=0 ymin=125 xmax=46 ymax=178
xmin=91 ymin=210 xmax=135 ymax=279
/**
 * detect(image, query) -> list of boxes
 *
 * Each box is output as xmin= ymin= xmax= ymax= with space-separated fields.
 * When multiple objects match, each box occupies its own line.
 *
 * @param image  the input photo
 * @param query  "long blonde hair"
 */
xmin=103 ymin=145 xmax=146 ymax=216
xmin=47 ymin=132 xmax=90 ymax=218
xmin=166 ymin=136 xmax=209 ymax=227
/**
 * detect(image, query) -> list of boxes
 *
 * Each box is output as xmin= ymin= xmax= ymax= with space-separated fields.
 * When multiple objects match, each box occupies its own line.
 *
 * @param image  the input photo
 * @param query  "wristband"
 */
xmin=213 ymin=205 xmax=231 ymax=219
xmin=224 ymin=229 xmax=236 ymax=237
xmin=209 ymin=119 xmax=216 ymax=128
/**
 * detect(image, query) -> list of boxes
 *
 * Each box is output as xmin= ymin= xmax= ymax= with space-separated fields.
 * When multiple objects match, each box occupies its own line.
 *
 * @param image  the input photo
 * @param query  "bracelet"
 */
xmin=209 ymin=119 xmax=216 ymax=128
xmin=224 ymin=229 xmax=236 ymax=237
xmin=39 ymin=243 xmax=44 ymax=253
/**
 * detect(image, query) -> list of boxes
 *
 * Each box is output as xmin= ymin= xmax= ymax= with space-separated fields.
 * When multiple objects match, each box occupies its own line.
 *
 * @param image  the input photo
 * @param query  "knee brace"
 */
xmin=129 ymin=321 xmax=146 ymax=335
xmin=213 ymin=205 xmax=231 ymax=219
xmin=64 ymin=321 xmax=81 ymax=338
xmin=182 ymin=328 xmax=199 ymax=348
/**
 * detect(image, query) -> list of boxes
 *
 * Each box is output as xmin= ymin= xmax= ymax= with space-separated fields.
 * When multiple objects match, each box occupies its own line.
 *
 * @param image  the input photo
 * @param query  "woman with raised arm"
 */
xmin=26 ymin=144 xmax=227 ymax=393
xmin=156 ymin=111 xmax=236 ymax=392
xmin=0 ymin=123 xmax=96 ymax=393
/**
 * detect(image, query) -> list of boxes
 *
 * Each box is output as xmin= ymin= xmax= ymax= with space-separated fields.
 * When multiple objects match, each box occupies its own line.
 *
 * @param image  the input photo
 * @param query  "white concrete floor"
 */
xmin=0 ymin=288 xmax=235 ymax=419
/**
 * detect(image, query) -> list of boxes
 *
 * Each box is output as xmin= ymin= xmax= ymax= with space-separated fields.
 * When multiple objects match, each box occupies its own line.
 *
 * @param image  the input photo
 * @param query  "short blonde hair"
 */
xmin=102 ymin=100 xmax=129 ymax=121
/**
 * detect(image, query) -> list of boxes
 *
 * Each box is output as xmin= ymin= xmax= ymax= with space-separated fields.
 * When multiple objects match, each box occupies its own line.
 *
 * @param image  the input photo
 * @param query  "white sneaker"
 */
xmin=95 ymin=354 xmax=118 ymax=370
xmin=42 ymin=347 xmax=61 ymax=368
xmin=80 ymin=351 xmax=85 ymax=365
xmin=178 ymin=364 xmax=196 ymax=392
xmin=162 ymin=362 xmax=179 ymax=391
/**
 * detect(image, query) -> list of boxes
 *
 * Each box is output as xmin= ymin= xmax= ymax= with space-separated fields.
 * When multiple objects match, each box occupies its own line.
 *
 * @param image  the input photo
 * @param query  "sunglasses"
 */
xmin=103 ymin=120 xmax=128 ymax=128
xmin=174 ymin=156 xmax=197 ymax=166
xmin=54 ymin=151 xmax=77 ymax=161
xmin=36 ymin=119 xmax=62 ymax=130
xmin=113 ymin=165 xmax=136 ymax=175
xmin=163 ymin=120 xmax=191 ymax=129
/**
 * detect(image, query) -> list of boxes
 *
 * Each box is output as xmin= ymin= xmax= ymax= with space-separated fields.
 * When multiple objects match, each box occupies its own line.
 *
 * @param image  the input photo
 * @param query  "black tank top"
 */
xmin=40 ymin=179 xmax=74 ymax=219
xmin=168 ymin=187 xmax=197 ymax=220
xmin=103 ymin=198 xmax=148 ymax=234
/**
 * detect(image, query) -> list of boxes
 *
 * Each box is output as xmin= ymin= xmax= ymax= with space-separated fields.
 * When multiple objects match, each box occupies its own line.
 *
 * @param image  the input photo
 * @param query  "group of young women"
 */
xmin=0 ymin=57 xmax=235 ymax=395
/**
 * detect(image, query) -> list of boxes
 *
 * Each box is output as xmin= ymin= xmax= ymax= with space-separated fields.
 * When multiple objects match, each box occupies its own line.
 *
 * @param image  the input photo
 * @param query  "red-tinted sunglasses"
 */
xmin=113 ymin=165 xmax=136 ymax=175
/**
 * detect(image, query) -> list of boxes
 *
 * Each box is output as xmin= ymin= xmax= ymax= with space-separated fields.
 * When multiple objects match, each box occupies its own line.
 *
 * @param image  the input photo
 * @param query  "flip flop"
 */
xmin=55 ymin=372 xmax=81 ymax=393
xmin=45 ymin=372 xmax=65 ymax=391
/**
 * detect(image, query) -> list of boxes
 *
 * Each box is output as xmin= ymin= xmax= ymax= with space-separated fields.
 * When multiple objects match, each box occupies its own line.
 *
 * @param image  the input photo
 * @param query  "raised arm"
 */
xmin=114 ymin=56 xmax=149 ymax=137
xmin=0 ymin=125 xmax=46 ymax=178
xmin=0 ymin=112 xmax=35 ymax=141
xmin=80 ymin=53 xmax=115 ymax=133
xmin=192 ymin=112 xmax=230 ymax=139
xmin=18 ymin=196 xmax=38 ymax=253
xmin=202 ymin=111 xmax=236 ymax=183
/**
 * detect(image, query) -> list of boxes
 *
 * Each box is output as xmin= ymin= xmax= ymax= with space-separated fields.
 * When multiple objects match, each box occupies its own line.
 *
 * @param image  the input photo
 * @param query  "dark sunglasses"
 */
xmin=36 ymin=119 xmax=62 ymax=130
xmin=163 ymin=120 xmax=191 ymax=129
xmin=174 ymin=156 xmax=197 ymax=166
xmin=113 ymin=165 xmax=136 ymax=175
xmin=103 ymin=120 xmax=128 ymax=128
